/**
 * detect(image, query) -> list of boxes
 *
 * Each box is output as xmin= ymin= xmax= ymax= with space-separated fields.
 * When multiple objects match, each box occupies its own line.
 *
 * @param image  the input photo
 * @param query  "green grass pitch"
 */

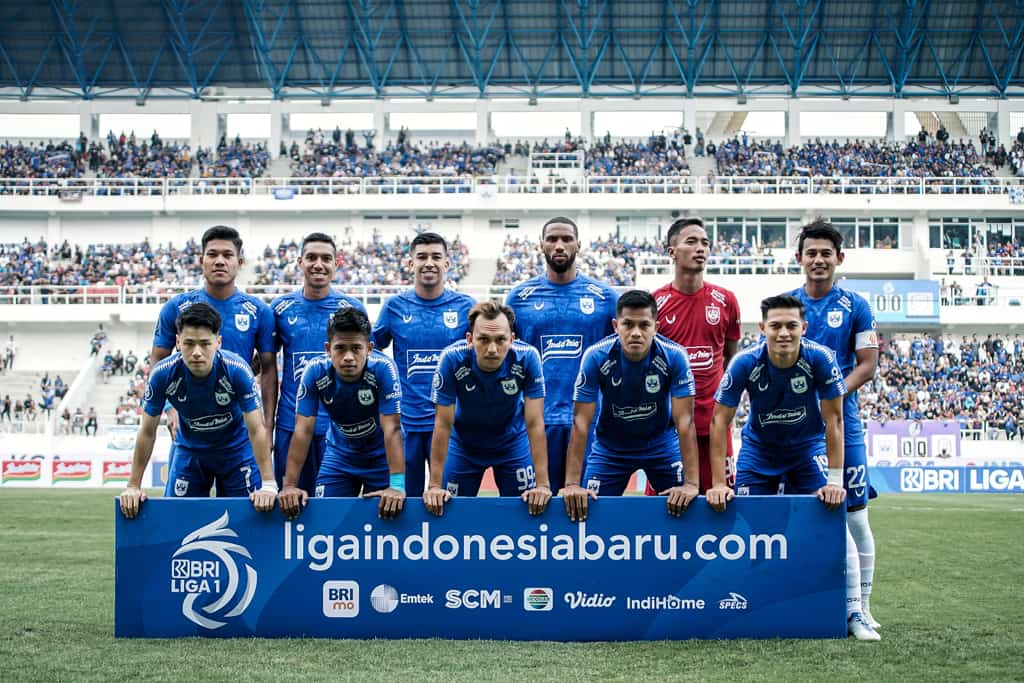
xmin=0 ymin=490 xmax=1021 ymax=682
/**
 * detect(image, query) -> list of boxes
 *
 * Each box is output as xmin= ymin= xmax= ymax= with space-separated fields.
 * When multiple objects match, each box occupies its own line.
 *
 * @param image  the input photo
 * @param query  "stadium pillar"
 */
xmin=78 ymin=106 xmax=96 ymax=141
xmin=683 ymin=105 xmax=696 ymax=140
xmin=475 ymin=101 xmax=490 ymax=145
xmin=190 ymin=100 xmax=219 ymax=151
xmin=785 ymin=102 xmax=801 ymax=147
xmin=580 ymin=105 xmax=593 ymax=143
xmin=269 ymin=102 xmax=284 ymax=159
xmin=995 ymin=101 xmax=1012 ymax=148
xmin=912 ymin=214 xmax=931 ymax=280
xmin=889 ymin=106 xmax=906 ymax=142
xmin=373 ymin=103 xmax=387 ymax=148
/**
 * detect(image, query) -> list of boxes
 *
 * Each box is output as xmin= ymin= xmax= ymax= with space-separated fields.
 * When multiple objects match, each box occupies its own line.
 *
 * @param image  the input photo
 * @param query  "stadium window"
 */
xmin=939 ymin=219 xmax=971 ymax=250
xmin=226 ymin=113 xmax=270 ymax=139
xmin=593 ymin=111 xmax=682 ymax=138
xmin=289 ymin=113 xmax=373 ymax=133
xmin=873 ymin=219 xmax=899 ymax=249
xmin=760 ymin=218 xmax=787 ymax=249
xmin=831 ymin=218 xmax=857 ymax=250
xmin=985 ymin=219 xmax=1013 ymax=249
xmin=0 ymin=114 xmax=78 ymax=139
xmin=716 ymin=218 xmax=743 ymax=246
xmin=929 ymin=221 xmax=943 ymax=249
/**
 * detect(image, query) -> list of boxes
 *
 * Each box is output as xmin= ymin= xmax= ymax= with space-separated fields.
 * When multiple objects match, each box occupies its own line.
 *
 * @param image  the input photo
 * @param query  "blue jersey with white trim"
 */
xmin=431 ymin=340 xmax=545 ymax=455
xmin=153 ymin=289 xmax=275 ymax=360
xmin=272 ymin=290 xmax=366 ymax=434
xmin=787 ymin=284 xmax=877 ymax=444
xmin=142 ymin=350 xmax=261 ymax=452
xmin=372 ymin=288 xmax=474 ymax=431
xmin=506 ymin=275 xmax=616 ymax=426
xmin=574 ymin=334 xmax=695 ymax=456
xmin=296 ymin=352 xmax=401 ymax=470
xmin=716 ymin=340 xmax=847 ymax=453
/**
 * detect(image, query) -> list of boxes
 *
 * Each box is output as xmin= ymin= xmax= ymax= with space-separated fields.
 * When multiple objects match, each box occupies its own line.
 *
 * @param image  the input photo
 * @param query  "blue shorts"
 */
xmin=735 ymin=442 xmax=826 ymax=495
xmin=545 ymin=423 xmax=595 ymax=492
xmin=273 ymin=426 xmax=327 ymax=493
xmin=844 ymin=441 xmax=871 ymax=509
xmin=315 ymin=455 xmax=389 ymax=497
xmin=402 ymin=429 xmax=433 ymax=496
xmin=582 ymin=443 xmax=684 ymax=496
xmin=165 ymin=443 xmax=260 ymax=498
xmin=443 ymin=437 xmax=535 ymax=498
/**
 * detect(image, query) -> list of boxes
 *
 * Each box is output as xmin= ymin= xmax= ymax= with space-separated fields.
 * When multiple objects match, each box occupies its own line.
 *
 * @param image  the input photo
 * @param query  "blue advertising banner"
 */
xmin=115 ymin=497 xmax=846 ymax=640
xmin=870 ymin=466 xmax=1024 ymax=494
xmin=841 ymin=278 xmax=940 ymax=324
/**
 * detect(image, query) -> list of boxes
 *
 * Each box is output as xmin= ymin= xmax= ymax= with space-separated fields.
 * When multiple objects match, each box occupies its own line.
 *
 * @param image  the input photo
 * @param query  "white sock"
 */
xmin=846 ymin=524 xmax=862 ymax=617
xmin=848 ymin=508 xmax=876 ymax=612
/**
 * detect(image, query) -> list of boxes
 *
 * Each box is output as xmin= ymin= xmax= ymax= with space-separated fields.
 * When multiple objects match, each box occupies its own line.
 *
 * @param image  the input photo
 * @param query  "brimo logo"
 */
xmin=171 ymin=512 xmax=257 ymax=629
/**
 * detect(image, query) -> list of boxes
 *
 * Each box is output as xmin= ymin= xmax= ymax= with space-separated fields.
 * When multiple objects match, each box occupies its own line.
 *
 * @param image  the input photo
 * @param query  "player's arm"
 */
xmin=663 ymin=395 xmax=699 ymax=516
xmin=258 ymin=350 xmax=278 ymax=436
xmin=818 ymin=395 xmax=847 ymax=510
xmin=707 ymin=402 xmax=737 ymax=512
xmin=561 ymin=400 xmax=598 ymax=522
xmin=424 ymin=403 xmax=455 ymax=516
xmin=149 ymin=345 xmax=178 ymax=438
xmin=844 ymin=346 xmax=879 ymax=393
xmin=521 ymin=396 xmax=552 ymax=516
xmin=363 ymin=413 xmax=406 ymax=520
xmin=119 ymin=412 xmax=160 ymax=519
xmin=279 ymin=413 xmax=316 ymax=519
xmin=243 ymin=408 xmax=277 ymax=512
xmin=723 ymin=338 xmax=739 ymax=367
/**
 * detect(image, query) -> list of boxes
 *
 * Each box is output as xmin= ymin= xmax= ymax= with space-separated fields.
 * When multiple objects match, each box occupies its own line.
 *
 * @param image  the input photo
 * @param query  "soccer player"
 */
xmin=505 ymin=216 xmax=617 ymax=492
xmin=372 ymin=232 xmax=474 ymax=495
xmin=647 ymin=216 xmax=741 ymax=495
xmin=119 ymin=303 xmax=276 ymax=518
xmin=151 ymin=226 xmax=277 ymax=457
xmin=423 ymin=301 xmax=551 ymax=517
xmin=278 ymin=308 xmax=406 ymax=521
xmin=561 ymin=290 xmax=700 ymax=522
xmin=707 ymin=295 xmax=879 ymax=641
xmin=271 ymin=233 xmax=366 ymax=492
xmin=788 ymin=218 xmax=881 ymax=632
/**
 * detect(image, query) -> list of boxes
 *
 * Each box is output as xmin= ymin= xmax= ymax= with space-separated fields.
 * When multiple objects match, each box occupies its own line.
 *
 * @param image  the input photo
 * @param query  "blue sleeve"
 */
xmin=371 ymin=301 xmax=392 ymax=350
xmin=142 ymin=366 xmax=169 ymax=416
xmin=523 ymin=347 xmax=545 ymax=399
xmin=814 ymin=348 xmax=847 ymax=400
xmin=152 ymin=300 xmax=178 ymax=350
xmin=231 ymin=362 xmax=262 ymax=413
xmin=670 ymin=349 xmax=696 ymax=399
xmin=714 ymin=356 xmax=746 ymax=407
xmin=376 ymin=357 xmax=402 ymax=415
xmin=572 ymin=349 xmax=601 ymax=404
xmin=431 ymin=351 xmax=458 ymax=407
xmin=602 ymin=286 xmax=618 ymax=335
xmin=296 ymin=363 xmax=322 ymax=418
xmin=255 ymin=300 xmax=275 ymax=354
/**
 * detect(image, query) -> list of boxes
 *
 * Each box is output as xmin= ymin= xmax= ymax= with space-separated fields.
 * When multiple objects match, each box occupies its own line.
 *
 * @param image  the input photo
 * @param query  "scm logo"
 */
xmin=445 ymin=589 xmax=507 ymax=609
xmin=322 ymin=580 xmax=359 ymax=618
xmin=899 ymin=467 xmax=960 ymax=492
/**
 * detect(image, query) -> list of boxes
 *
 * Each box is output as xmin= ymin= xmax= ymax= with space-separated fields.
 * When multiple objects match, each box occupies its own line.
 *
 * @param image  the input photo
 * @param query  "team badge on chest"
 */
xmin=645 ymin=374 xmax=661 ymax=393
xmin=580 ymin=297 xmax=595 ymax=315
xmin=235 ymin=313 xmax=250 ymax=332
xmin=705 ymin=306 xmax=721 ymax=325
xmin=443 ymin=311 xmax=459 ymax=329
xmin=501 ymin=379 xmax=519 ymax=395
xmin=358 ymin=388 xmax=374 ymax=406
xmin=790 ymin=376 xmax=808 ymax=393
xmin=827 ymin=310 xmax=843 ymax=328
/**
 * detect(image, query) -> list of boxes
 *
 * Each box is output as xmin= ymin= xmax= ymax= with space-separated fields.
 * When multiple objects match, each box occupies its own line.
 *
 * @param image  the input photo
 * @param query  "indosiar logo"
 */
xmin=170 ymin=512 xmax=258 ymax=630
xmin=523 ymin=587 xmax=553 ymax=611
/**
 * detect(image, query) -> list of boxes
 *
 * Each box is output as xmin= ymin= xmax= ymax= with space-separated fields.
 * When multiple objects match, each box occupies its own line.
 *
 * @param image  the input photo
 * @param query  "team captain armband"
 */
xmin=854 ymin=330 xmax=879 ymax=350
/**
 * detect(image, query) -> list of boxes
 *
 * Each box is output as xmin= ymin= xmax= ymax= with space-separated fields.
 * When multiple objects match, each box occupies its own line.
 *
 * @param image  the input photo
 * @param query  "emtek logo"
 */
xmin=445 ymin=589 xmax=510 ymax=609
xmin=899 ymin=467 xmax=960 ymax=492
xmin=370 ymin=584 xmax=434 ymax=613
xmin=523 ymin=587 xmax=553 ymax=611
xmin=323 ymin=580 xmax=359 ymax=618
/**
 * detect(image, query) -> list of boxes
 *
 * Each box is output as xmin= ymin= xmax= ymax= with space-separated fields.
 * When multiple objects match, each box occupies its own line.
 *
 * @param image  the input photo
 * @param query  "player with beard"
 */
xmin=506 ymin=217 xmax=617 ymax=492
xmin=645 ymin=217 xmax=741 ymax=496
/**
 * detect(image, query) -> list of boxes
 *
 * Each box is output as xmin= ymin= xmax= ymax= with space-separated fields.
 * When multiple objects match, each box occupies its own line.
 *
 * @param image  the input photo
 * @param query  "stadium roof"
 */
xmin=1 ymin=1 xmax=1022 ymax=101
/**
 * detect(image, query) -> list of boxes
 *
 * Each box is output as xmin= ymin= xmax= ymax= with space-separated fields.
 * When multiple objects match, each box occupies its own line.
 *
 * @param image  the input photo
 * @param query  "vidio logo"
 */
xmin=170 ymin=512 xmax=257 ymax=629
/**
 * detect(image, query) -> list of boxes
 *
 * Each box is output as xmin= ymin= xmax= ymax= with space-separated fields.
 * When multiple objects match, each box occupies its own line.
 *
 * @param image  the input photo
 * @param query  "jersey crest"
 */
xmin=214 ymin=390 xmax=231 ymax=406
xmin=705 ymin=306 xmax=721 ymax=325
xmin=235 ymin=313 xmax=250 ymax=332
xmin=827 ymin=310 xmax=843 ymax=328
xmin=358 ymin=388 xmax=374 ymax=406
xmin=443 ymin=311 xmax=459 ymax=329
xmin=645 ymin=374 xmax=661 ymax=393
xmin=501 ymin=378 xmax=519 ymax=395
xmin=790 ymin=376 xmax=808 ymax=393
xmin=580 ymin=297 xmax=595 ymax=315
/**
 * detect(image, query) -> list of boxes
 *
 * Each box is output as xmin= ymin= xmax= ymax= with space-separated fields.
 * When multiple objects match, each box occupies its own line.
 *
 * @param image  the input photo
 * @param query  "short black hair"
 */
xmin=176 ymin=302 xmax=221 ymax=334
xmin=201 ymin=225 xmax=243 ymax=253
xmin=665 ymin=217 xmax=705 ymax=248
xmin=468 ymin=301 xmax=515 ymax=332
xmin=760 ymin=294 xmax=805 ymax=320
xmin=797 ymin=218 xmax=843 ymax=254
xmin=541 ymin=216 xmax=579 ymax=240
xmin=410 ymin=231 xmax=448 ymax=254
xmin=616 ymin=289 xmax=657 ymax=318
xmin=327 ymin=306 xmax=371 ymax=341
xmin=301 ymin=232 xmax=337 ymax=254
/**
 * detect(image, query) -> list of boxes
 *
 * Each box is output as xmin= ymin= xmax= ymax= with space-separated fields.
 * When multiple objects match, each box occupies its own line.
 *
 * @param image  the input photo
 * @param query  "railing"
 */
xmin=0 ymin=175 xmax=1020 ymax=197
xmin=637 ymin=254 xmax=802 ymax=276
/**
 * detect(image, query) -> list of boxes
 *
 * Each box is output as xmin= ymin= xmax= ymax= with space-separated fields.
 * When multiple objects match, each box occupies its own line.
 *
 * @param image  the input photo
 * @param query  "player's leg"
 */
xmin=402 ymin=429 xmax=432 ymax=496
xmin=296 ymin=432 xmax=327 ymax=495
xmin=272 ymin=425 xmax=291 ymax=489
xmin=642 ymin=451 xmax=686 ymax=494
xmin=844 ymin=441 xmax=878 ymax=628
xmin=733 ymin=447 xmax=784 ymax=495
xmin=544 ymin=424 xmax=571 ymax=493
xmin=491 ymin=438 xmax=537 ymax=496
xmin=314 ymin=471 xmax=363 ymax=497
xmin=441 ymin=441 xmax=486 ymax=498
xmin=164 ymin=446 xmax=216 ymax=498
xmin=580 ymin=446 xmax=633 ymax=497
xmin=214 ymin=445 xmax=263 ymax=497
xmin=351 ymin=456 xmax=389 ymax=496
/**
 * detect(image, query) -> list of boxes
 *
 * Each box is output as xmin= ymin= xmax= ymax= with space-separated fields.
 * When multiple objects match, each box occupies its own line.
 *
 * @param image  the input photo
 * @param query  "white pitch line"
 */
xmin=882 ymin=505 xmax=1024 ymax=513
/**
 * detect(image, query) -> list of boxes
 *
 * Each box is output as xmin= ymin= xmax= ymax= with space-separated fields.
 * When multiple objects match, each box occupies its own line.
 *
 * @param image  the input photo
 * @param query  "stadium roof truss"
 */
xmin=0 ymin=0 xmax=1022 ymax=101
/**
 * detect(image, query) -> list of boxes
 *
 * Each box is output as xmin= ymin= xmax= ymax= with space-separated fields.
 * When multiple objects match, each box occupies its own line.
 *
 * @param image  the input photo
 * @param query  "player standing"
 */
xmin=506 ymin=217 xmax=617 ymax=492
xmin=423 ymin=302 xmax=551 ymax=517
xmin=119 ymin=303 xmax=276 ymax=516
xmin=278 ymin=308 xmax=406 ymax=520
xmin=373 ymin=232 xmax=474 ymax=495
xmin=561 ymin=290 xmax=700 ymax=521
xmin=271 ymin=233 xmax=366 ymax=492
xmin=788 ymin=219 xmax=881 ymax=632
xmin=648 ymin=217 xmax=740 ymax=495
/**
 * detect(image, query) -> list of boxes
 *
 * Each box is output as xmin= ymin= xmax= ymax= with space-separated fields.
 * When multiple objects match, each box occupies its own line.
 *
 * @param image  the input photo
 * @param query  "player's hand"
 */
xmin=249 ymin=488 xmax=276 ymax=512
xmin=278 ymin=485 xmax=308 ymax=520
xmin=521 ymin=485 xmax=552 ymax=516
xmin=706 ymin=484 xmax=735 ymax=512
xmin=560 ymin=484 xmax=597 ymax=522
xmin=423 ymin=485 xmax=451 ymax=517
xmin=164 ymin=406 xmax=179 ymax=440
xmin=816 ymin=483 xmax=847 ymax=511
xmin=119 ymin=485 xmax=147 ymax=519
xmin=365 ymin=487 xmax=406 ymax=520
xmin=661 ymin=483 xmax=699 ymax=517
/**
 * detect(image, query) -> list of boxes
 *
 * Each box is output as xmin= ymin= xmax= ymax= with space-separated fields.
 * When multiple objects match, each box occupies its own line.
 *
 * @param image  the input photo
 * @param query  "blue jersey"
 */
xmin=431 ymin=340 xmax=545 ymax=456
xmin=372 ymin=288 xmax=474 ymax=431
xmin=506 ymin=275 xmax=616 ymax=426
xmin=153 ymin=289 xmax=275 ymax=360
xmin=716 ymin=340 xmax=846 ymax=454
xmin=574 ymin=335 xmax=696 ymax=457
xmin=142 ymin=350 xmax=262 ymax=453
xmin=787 ymin=284 xmax=878 ymax=445
xmin=272 ymin=290 xmax=367 ymax=434
xmin=296 ymin=353 xmax=401 ymax=472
